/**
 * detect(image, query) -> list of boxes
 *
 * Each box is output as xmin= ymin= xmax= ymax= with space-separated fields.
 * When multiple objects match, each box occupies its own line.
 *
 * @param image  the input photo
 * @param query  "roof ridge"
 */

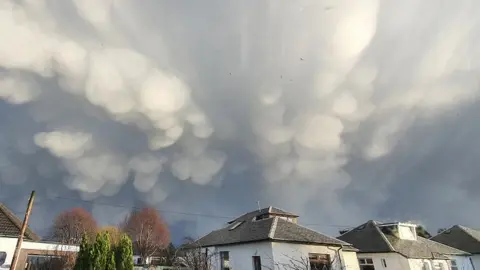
xmin=431 ymin=225 xmax=458 ymax=239
xmin=338 ymin=220 xmax=375 ymax=237
xmin=374 ymin=222 xmax=396 ymax=252
xmin=457 ymin=225 xmax=480 ymax=242
xmin=268 ymin=217 xmax=278 ymax=238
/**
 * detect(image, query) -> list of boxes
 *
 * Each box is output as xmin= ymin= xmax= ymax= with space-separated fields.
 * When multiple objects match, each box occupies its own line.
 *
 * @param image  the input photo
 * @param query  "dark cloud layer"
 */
xmin=0 ymin=0 xmax=480 ymax=241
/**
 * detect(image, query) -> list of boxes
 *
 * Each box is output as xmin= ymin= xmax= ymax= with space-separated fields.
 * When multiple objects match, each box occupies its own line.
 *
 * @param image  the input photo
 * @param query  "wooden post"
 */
xmin=9 ymin=191 xmax=35 ymax=270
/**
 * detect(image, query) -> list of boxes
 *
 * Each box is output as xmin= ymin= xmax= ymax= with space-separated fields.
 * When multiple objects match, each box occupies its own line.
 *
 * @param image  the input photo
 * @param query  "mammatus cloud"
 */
xmin=0 ymin=0 xmax=480 ymax=237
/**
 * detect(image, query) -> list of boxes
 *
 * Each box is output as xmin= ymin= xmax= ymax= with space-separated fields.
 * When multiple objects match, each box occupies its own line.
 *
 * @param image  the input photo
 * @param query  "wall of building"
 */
xmin=358 ymin=252 xmax=410 ymax=270
xmin=355 ymin=252 xmax=473 ymax=270
xmin=0 ymin=236 xmax=78 ymax=269
xmin=211 ymin=242 xmax=274 ymax=270
xmin=271 ymin=242 xmax=360 ymax=270
xmin=470 ymin=254 xmax=480 ymax=270
xmin=447 ymin=255 xmax=475 ymax=270
xmin=207 ymin=242 xmax=361 ymax=270
xmin=407 ymin=258 xmax=428 ymax=270
xmin=407 ymin=258 xmax=451 ymax=270
xmin=0 ymin=237 xmax=16 ymax=269
xmin=397 ymin=225 xmax=417 ymax=240
xmin=340 ymin=251 xmax=361 ymax=270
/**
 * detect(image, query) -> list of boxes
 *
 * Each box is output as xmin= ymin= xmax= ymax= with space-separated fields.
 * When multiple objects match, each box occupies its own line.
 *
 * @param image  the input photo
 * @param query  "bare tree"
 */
xmin=49 ymin=208 xmax=98 ymax=245
xmin=122 ymin=207 xmax=170 ymax=265
xmin=172 ymin=237 xmax=217 ymax=270
xmin=160 ymin=243 xmax=178 ymax=266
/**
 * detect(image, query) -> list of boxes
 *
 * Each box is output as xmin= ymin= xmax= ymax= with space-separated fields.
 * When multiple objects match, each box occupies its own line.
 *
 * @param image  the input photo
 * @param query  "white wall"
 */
xmin=358 ymin=252 xmax=467 ymax=270
xmin=0 ymin=236 xmax=79 ymax=269
xmin=340 ymin=251 xmax=361 ymax=270
xmin=470 ymin=254 xmax=480 ymax=270
xmin=212 ymin=242 xmax=274 ymax=270
xmin=409 ymin=256 xmax=476 ymax=270
xmin=408 ymin=258 xmax=450 ymax=270
xmin=0 ymin=237 xmax=17 ymax=269
xmin=447 ymin=255 xmax=475 ymax=270
xmin=271 ymin=242 xmax=359 ymax=270
xmin=208 ymin=242 xmax=360 ymax=270
xmin=398 ymin=225 xmax=417 ymax=241
xmin=358 ymin=252 xmax=410 ymax=270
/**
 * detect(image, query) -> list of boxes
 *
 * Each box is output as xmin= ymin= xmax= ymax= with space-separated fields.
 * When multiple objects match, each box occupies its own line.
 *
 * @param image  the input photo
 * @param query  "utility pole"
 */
xmin=10 ymin=191 xmax=35 ymax=270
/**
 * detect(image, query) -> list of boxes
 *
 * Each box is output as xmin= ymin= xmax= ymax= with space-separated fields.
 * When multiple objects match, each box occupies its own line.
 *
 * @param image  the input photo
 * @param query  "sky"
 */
xmin=1 ymin=0 xmax=480 ymax=244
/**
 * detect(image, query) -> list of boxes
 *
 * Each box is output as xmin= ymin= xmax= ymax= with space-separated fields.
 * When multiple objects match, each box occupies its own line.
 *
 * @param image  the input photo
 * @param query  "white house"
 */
xmin=338 ymin=220 xmax=473 ymax=270
xmin=430 ymin=225 xmax=480 ymax=269
xmin=0 ymin=203 xmax=79 ymax=269
xmin=191 ymin=206 xmax=361 ymax=270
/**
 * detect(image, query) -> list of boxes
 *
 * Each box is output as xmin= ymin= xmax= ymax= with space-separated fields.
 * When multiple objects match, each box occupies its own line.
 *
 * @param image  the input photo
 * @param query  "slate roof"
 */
xmin=337 ymin=220 xmax=468 ymax=259
xmin=430 ymin=225 xmax=480 ymax=254
xmin=0 ymin=203 xmax=40 ymax=241
xmin=195 ymin=207 xmax=356 ymax=250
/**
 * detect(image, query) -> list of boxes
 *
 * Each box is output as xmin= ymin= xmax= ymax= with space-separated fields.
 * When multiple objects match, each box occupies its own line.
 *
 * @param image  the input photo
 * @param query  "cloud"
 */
xmin=0 ymin=0 xmax=479 ymax=238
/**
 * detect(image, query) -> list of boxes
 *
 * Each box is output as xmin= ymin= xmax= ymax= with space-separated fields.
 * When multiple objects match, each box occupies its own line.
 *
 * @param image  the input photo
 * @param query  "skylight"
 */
xmin=229 ymin=221 xmax=243 ymax=230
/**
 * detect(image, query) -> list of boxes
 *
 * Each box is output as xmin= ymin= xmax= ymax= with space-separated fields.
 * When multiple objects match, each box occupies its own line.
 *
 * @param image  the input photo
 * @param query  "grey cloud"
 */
xmin=0 ymin=0 xmax=479 ymax=238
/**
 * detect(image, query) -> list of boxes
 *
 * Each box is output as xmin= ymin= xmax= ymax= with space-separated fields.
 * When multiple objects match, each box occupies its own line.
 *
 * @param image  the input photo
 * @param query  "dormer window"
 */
xmin=254 ymin=214 xmax=269 ymax=221
xmin=378 ymin=222 xmax=417 ymax=240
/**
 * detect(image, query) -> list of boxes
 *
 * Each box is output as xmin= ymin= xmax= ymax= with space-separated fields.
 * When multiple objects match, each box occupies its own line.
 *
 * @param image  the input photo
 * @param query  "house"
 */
xmin=0 ymin=203 xmax=79 ymax=269
xmin=132 ymin=243 xmax=185 ymax=267
xmin=430 ymin=225 xmax=480 ymax=269
xmin=191 ymin=206 xmax=361 ymax=270
xmin=337 ymin=220 xmax=472 ymax=270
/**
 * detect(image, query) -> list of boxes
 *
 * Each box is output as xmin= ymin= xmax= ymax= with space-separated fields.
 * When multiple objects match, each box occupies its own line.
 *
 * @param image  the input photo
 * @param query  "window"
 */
xmin=359 ymin=258 xmax=375 ymax=270
xmin=422 ymin=261 xmax=432 ymax=270
xmin=381 ymin=259 xmax=387 ymax=267
xmin=450 ymin=260 xmax=458 ymax=270
xmin=25 ymin=255 xmax=63 ymax=270
xmin=0 ymin=252 xmax=6 ymax=266
xmin=309 ymin=253 xmax=331 ymax=270
xmin=432 ymin=261 xmax=446 ymax=270
xmin=220 ymin=251 xmax=230 ymax=270
xmin=229 ymin=221 xmax=243 ymax=230
xmin=252 ymin=256 xmax=262 ymax=270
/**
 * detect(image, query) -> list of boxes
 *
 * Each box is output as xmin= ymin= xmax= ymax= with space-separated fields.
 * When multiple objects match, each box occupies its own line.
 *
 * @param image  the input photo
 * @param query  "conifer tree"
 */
xmin=74 ymin=234 xmax=93 ymax=270
xmin=92 ymin=232 xmax=110 ymax=270
xmin=116 ymin=234 xmax=134 ymax=270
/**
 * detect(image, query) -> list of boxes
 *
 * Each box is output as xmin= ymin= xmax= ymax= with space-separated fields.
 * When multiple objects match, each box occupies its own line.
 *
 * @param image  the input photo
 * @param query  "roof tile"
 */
xmin=431 ymin=225 xmax=480 ymax=254
xmin=338 ymin=220 xmax=468 ymax=259
xmin=0 ymin=204 xmax=40 ymax=241
xmin=196 ymin=207 xmax=354 ymax=249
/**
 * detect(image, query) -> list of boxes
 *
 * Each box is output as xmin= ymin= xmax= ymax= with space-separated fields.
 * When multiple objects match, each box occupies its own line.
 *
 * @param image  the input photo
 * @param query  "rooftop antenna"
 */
xmin=257 ymin=201 xmax=261 ymax=211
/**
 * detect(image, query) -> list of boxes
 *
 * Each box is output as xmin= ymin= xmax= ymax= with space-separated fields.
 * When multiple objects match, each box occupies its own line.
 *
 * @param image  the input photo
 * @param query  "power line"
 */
xmin=3 ymin=192 xmax=358 ymax=229
xmin=47 ymin=195 xmax=238 ymax=220
xmin=41 ymin=195 xmax=356 ymax=229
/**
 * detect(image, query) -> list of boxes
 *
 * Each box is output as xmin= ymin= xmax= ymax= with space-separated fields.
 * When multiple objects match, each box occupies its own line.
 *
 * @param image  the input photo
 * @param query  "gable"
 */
xmin=0 ymin=204 xmax=40 ymax=241
xmin=337 ymin=221 xmax=393 ymax=253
